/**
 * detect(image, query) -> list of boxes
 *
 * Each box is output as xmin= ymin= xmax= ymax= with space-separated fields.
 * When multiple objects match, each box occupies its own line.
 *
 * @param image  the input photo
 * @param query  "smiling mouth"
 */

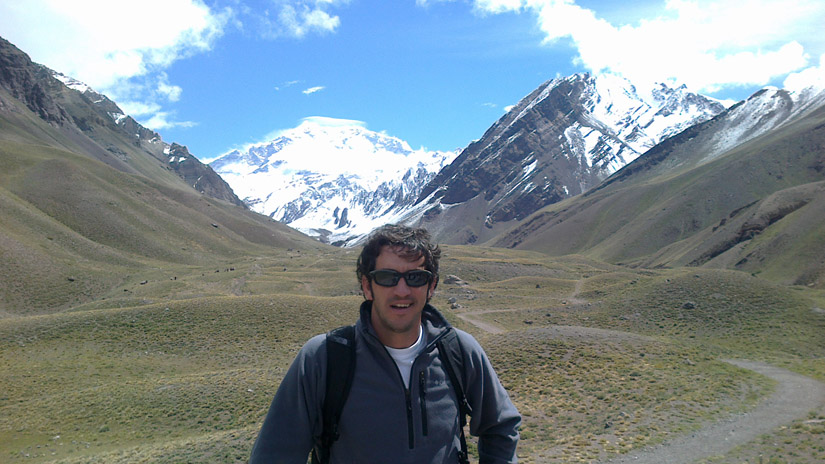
xmin=391 ymin=303 xmax=412 ymax=309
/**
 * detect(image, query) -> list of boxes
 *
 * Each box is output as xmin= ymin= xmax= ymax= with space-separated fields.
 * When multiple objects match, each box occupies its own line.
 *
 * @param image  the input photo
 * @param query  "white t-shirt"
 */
xmin=385 ymin=325 xmax=425 ymax=388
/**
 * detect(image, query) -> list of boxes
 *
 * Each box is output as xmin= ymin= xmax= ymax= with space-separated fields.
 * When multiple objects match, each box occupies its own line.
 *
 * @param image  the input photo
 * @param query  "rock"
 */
xmin=443 ymin=275 xmax=466 ymax=286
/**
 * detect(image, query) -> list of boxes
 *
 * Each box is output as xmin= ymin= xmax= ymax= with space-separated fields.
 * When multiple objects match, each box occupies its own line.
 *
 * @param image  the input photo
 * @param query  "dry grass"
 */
xmin=1 ymin=246 xmax=823 ymax=463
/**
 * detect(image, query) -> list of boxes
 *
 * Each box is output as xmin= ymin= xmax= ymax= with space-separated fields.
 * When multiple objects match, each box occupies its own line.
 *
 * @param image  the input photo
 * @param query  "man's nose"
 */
xmin=393 ymin=278 xmax=412 ymax=296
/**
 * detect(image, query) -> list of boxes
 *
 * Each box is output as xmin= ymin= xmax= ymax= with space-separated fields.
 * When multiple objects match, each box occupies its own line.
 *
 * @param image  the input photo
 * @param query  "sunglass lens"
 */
xmin=372 ymin=270 xmax=400 ymax=286
xmin=404 ymin=271 xmax=431 ymax=287
xmin=370 ymin=270 xmax=432 ymax=287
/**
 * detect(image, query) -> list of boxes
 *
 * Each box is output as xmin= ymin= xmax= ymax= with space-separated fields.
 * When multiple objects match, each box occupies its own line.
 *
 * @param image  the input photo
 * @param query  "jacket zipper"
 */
xmin=370 ymin=329 xmax=450 ymax=451
xmin=405 ymin=389 xmax=415 ymax=448
xmin=419 ymin=370 xmax=428 ymax=436
xmin=379 ymin=342 xmax=416 ymax=449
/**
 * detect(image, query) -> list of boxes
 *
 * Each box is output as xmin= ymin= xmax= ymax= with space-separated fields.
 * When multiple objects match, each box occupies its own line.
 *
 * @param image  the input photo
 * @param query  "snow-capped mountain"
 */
xmin=210 ymin=117 xmax=459 ymax=245
xmin=409 ymin=73 xmax=727 ymax=244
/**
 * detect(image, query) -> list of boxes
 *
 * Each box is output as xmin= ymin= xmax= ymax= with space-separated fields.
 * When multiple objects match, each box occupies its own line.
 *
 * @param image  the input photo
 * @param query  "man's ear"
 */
xmin=361 ymin=276 xmax=373 ymax=300
xmin=428 ymin=275 xmax=439 ymax=299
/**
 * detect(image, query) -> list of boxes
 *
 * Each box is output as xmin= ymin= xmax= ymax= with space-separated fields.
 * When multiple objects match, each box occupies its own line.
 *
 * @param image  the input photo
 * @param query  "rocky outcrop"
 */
xmin=413 ymin=73 xmax=724 ymax=244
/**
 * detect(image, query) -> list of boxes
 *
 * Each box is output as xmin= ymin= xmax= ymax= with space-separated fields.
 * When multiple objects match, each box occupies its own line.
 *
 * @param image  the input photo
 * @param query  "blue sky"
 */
xmin=2 ymin=0 xmax=825 ymax=161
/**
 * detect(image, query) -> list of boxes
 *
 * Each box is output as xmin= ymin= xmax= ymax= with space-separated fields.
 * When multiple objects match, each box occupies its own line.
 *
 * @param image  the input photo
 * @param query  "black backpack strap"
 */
xmin=312 ymin=325 xmax=356 ymax=464
xmin=436 ymin=328 xmax=472 ymax=464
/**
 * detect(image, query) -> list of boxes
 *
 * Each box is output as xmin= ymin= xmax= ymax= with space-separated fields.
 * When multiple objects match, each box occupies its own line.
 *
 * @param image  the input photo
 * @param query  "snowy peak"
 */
xmin=699 ymin=85 xmax=825 ymax=164
xmin=411 ymin=72 xmax=726 ymax=244
xmin=210 ymin=118 xmax=459 ymax=245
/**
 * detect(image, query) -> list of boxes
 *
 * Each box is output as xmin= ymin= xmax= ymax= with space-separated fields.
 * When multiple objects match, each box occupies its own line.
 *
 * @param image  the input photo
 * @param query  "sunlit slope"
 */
xmin=0 ymin=135 xmax=320 ymax=316
xmin=492 ymin=97 xmax=825 ymax=288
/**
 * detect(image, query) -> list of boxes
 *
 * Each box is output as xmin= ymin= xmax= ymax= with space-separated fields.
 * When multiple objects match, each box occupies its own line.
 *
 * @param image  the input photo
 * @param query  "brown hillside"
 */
xmin=492 ymin=93 xmax=825 ymax=288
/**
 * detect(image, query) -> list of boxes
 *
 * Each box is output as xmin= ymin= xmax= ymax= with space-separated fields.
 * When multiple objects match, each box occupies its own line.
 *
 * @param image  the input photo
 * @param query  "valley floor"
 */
xmin=449 ymin=263 xmax=825 ymax=463
xmin=2 ymin=250 xmax=824 ymax=463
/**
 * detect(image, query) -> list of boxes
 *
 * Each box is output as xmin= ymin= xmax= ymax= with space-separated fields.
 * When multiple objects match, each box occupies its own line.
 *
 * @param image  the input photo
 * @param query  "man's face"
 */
xmin=361 ymin=245 xmax=436 ymax=349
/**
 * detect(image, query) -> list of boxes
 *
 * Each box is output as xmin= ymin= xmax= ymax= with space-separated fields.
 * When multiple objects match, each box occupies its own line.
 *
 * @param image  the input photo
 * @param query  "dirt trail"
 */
xmin=455 ymin=277 xmax=825 ymax=463
xmin=599 ymin=359 xmax=825 ymax=464
xmin=456 ymin=276 xmax=588 ymax=334
xmin=458 ymin=312 xmax=505 ymax=334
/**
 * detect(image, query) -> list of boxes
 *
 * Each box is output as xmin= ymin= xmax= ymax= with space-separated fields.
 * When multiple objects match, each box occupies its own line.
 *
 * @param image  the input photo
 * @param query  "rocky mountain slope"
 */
xmin=0 ymin=36 xmax=319 ymax=315
xmin=408 ymin=73 xmax=726 ymax=245
xmin=0 ymin=36 xmax=242 ymax=207
xmin=210 ymin=118 xmax=458 ymax=245
xmin=492 ymin=85 xmax=825 ymax=287
xmin=213 ymin=73 xmax=722 ymax=247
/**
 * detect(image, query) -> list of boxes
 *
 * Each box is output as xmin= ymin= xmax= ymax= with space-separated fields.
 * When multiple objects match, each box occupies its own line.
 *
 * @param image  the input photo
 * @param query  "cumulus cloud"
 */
xmin=0 ymin=0 xmax=230 ymax=132
xmin=472 ymin=0 xmax=825 ymax=94
xmin=784 ymin=53 xmax=825 ymax=91
xmin=254 ymin=0 xmax=348 ymax=39
xmin=0 ymin=0 xmax=230 ymax=90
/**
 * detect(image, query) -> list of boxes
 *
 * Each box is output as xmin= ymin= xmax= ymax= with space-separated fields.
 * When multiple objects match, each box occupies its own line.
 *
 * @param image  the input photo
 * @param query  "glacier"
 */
xmin=210 ymin=117 xmax=459 ymax=245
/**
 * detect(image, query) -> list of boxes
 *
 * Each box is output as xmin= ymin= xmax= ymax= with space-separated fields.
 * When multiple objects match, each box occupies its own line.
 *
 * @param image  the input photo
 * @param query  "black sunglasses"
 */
xmin=368 ymin=269 xmax=434 ymax=287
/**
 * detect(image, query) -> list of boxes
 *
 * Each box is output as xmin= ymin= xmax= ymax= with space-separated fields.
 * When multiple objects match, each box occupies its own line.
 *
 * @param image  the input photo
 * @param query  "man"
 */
xmin=250 ymin=224 xmax=521 ymax=463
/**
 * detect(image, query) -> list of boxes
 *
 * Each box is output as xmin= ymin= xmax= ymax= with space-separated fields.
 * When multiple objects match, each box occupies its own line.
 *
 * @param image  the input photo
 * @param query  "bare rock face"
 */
xmin=0 ymin=37 xmax=69 ymax=124
xmin=167 ymin=143 xmax=246 ymax=207
xmin=0 ymin=36 xmax=244 ymax=208
xmin=413 ymin=73 xmax=724 ymax=244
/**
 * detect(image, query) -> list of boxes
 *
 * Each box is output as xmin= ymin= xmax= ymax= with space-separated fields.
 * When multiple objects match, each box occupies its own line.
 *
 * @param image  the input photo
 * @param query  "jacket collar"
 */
xmin=357 ymin=300 xmax=452 ymax=348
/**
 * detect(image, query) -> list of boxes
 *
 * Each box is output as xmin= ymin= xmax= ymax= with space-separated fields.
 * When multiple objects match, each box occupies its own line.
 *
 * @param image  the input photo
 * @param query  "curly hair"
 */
xmin=356 ymin=224 xmax=441 ymax=283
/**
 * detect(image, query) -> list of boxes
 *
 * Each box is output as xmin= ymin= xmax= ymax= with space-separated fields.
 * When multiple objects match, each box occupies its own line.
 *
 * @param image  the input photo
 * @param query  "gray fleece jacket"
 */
xmin=249 ymin=301 xmax=521 ymax=463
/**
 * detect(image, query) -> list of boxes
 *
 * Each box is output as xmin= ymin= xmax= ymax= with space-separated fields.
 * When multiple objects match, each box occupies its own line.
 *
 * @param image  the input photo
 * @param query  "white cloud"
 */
xmin=416 ymin=0 xmax=459 ymax=6
xmin=784 ymin=53 xmax=825 ymax=91
xmin=255 ymin=0 xmax=348 ymax=39
xmin=472 ymin=0 xmax=825 ymax=94
xmin=303 ymin=86 xmax=326 ymax=95
xmin=0 ymin=0 xmax=230 ymax=90
xmin=143 ymin=112 xmax=198 ymax=131
xmin=301 ymin=116 xmax=367 ymax=128
xmin=275 ymin=80 xmax=302 ymax=91
xmin=0 ymin=0 xmax=230 ymax=134
xmin=157 ymin=73 xmax=184 ymax=102
xmin=474 ymin=0 xmax=523 ymax=14
xmin=116 ymin=101 xmax=196 ymax=130
xmin=118 ymin=101 xmax=163 ymax=118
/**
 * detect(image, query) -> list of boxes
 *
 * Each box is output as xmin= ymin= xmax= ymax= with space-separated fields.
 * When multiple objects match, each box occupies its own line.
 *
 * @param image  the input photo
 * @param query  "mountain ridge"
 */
xmin=0 ymin=36 xmax=243 ymax=208
xmin=408 ymin=72 xmax=725 ymax=244
xmin=212 ymin=73 xmax=724 ymax=247
xmin=490 ymin=84 xmax=825 ymax=287
xmin=0 ymin=36 xmax=320 ymax=314
xmin=210 ymin=117 xmax=459 ymax=245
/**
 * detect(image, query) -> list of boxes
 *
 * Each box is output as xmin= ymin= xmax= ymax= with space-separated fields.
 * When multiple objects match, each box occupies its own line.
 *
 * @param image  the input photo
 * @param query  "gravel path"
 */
xmin=455 ymin=278 xmax=825 ymax=463
xmin=598 ymin=359 xmax=825 ymax=464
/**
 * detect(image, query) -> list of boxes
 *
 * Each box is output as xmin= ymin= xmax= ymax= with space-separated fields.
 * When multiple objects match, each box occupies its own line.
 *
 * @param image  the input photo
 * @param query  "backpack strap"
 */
xmin=436 ymin=328 xmax=472 ymax=464
xmin=311 ymin=325 xmax=356 ymax=464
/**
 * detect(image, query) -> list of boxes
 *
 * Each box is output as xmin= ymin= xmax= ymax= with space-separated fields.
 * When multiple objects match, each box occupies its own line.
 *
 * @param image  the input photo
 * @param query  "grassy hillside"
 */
xmin=491 ymin=98 xmax=825 ymax=289
xmin=2 ymin=246 xmax=823 ymax=463
xmin=0 ymin=132 xmax=320 ymax=316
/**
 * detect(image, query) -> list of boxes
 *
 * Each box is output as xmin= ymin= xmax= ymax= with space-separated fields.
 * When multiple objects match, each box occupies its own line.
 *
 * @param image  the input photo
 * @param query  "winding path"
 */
xmin=454 ymin=278 xmax=825 ymax=463
xmin=599 ymin=359 xmax=825 ymax=463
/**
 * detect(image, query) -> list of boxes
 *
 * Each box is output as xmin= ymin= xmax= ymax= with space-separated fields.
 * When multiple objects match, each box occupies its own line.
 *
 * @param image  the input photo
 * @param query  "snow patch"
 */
xmin=211 ymin=118 xmax=459 ymax=245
